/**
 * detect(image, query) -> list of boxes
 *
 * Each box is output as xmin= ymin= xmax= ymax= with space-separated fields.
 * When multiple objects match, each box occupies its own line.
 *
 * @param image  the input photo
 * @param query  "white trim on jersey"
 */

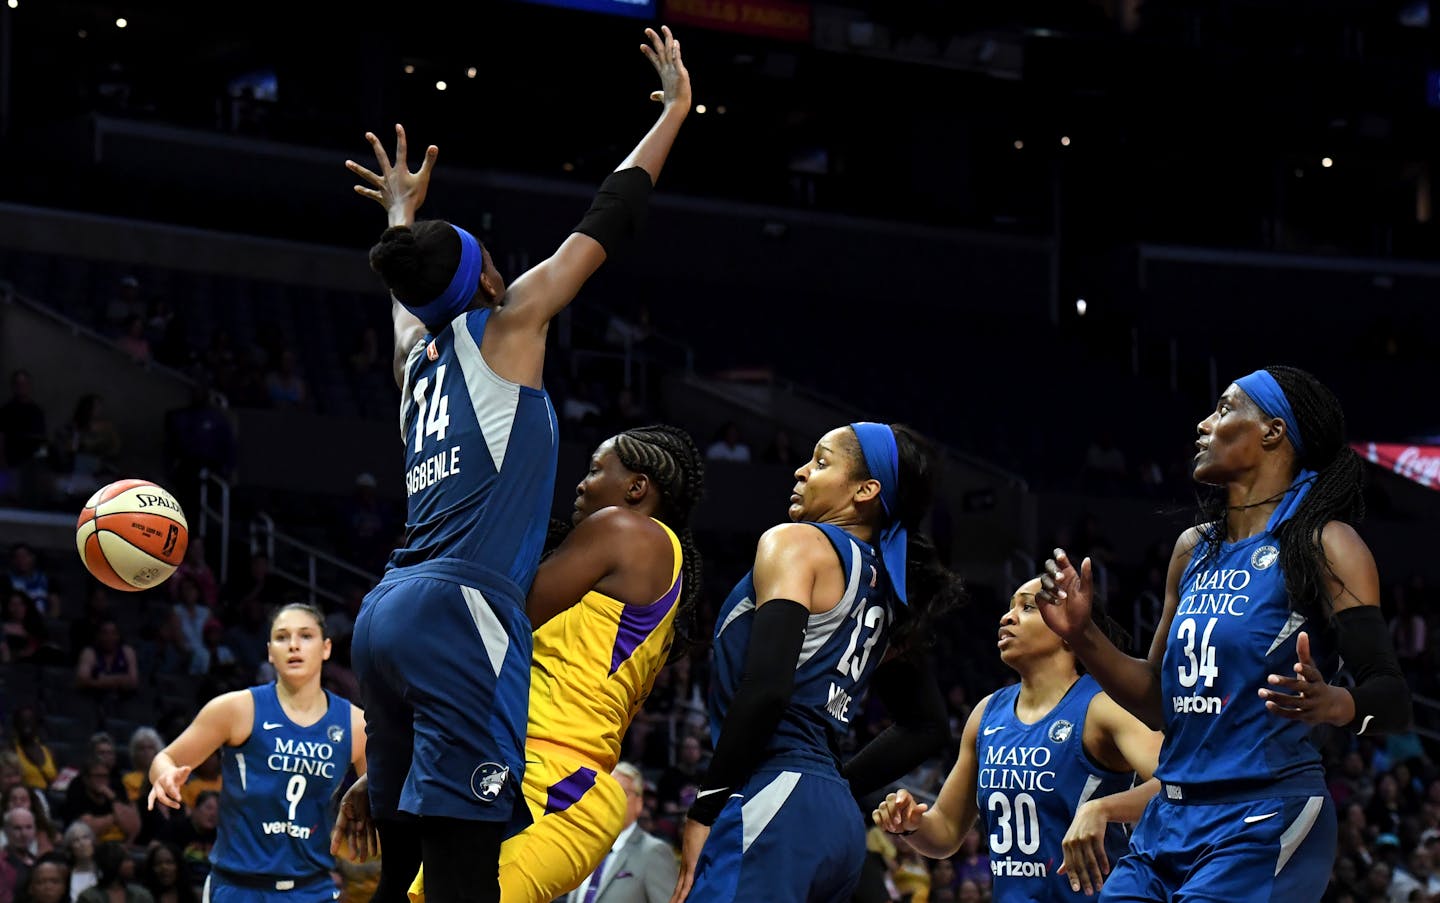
xmin=717 ymin=598 xmax=755 ymax=637
xmin=1265 ymin=611 xmax=1307 ymax=656
xmin=450 ymin=311 xmax=522 ymax=471
xmin=398 ymin=335 xmax=428 ymax=442
xmin=1075 ymin=773 xmax=1104 ymax=809
xmin=1274 ymin=795 xmax=1325 ymax=876
xmin=741 ymin=770 xmax=802 ymax=853
xmin=462 ymin=585 xmax=510 ymax=677
xmin=795 ymin=540 xmax=862 ymax=669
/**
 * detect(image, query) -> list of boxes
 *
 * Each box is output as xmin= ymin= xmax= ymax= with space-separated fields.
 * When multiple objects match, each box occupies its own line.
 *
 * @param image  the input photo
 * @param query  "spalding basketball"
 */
xmin=75 ymin=479 xmax=189 ymax=592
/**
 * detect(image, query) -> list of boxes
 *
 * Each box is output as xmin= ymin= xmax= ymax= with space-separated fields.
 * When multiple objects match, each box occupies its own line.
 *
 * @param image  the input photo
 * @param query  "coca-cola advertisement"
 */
xmin=1352 ymin=442 xmax=1440 ymax=491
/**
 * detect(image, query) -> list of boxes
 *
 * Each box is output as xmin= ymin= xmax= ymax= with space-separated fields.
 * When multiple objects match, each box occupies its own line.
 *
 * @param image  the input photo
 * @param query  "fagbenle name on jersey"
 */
xmin=407 ymin=446 xmax=461 ymax=497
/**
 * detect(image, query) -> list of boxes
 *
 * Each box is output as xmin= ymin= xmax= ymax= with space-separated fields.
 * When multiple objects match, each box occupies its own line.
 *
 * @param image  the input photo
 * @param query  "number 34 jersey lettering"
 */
xmin=212 ymin=684 xmax=353 ymax=880
xmin=709 ymin=522 xmax=894 ymax=776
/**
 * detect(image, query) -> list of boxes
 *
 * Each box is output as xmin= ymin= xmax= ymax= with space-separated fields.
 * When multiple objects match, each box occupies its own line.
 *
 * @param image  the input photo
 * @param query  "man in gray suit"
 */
xmin=565 ymin=762 xmax=678 ymax=903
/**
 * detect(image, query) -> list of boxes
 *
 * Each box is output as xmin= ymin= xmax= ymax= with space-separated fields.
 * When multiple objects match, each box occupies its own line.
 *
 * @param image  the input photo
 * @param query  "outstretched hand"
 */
xmin=1260 ymin=631 xmax=1353 ymax=726
xmin=1036 ymin=549 xmax=1095 ymax=643
xmin=344 ymin=123 xmax=438 ymax=225
xmin=642 ymin=26 xmax=692 ymax=111
xmin=330 ymin=774 xmax=379 ymax=863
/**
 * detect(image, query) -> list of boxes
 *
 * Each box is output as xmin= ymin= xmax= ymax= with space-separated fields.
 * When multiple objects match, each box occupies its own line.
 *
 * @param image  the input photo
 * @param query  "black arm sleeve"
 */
xmin=1334 ymin=605 xmax=1412 ymax=735
xmin=841 ymin=652 xmax=949 ymax=800
xmin=687 ymin=599 xmax=808 ymax=826
xmin=571 ymin=167 xmax=654 ymax=257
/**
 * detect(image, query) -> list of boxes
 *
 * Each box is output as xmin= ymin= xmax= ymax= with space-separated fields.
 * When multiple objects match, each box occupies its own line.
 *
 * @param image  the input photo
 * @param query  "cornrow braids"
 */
xmin=612 ymin=425 xmax=706 ymax=662
xmin=1193 ymin=365 xmax=1365 ymax=621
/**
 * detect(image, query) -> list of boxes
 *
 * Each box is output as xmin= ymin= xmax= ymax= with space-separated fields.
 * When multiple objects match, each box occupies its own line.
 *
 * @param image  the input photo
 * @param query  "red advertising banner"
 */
xmin=664 ymin=0 xmax=811 ymax=41
xmin=1352 ymin=442 xmax=1440 ymax=490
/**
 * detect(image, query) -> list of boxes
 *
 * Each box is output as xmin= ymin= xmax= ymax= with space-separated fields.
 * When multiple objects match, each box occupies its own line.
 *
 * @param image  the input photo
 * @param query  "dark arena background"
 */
xmin=0 ymin=1 xmax=1438 ymax=901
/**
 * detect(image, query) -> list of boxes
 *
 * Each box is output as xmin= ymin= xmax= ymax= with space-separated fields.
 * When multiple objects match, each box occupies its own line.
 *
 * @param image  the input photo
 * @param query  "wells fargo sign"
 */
xmin=664 ymin=0 xmax=811 ymax=41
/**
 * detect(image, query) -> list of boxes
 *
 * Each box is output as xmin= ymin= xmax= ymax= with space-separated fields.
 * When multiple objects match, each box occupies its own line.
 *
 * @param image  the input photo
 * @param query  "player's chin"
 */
xmin=786 ymin=503 xmax=804 ymax=522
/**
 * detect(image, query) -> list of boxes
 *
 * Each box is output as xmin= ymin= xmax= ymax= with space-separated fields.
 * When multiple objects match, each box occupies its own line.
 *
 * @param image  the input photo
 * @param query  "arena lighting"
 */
xmin=716 ymin=105 xmax=727 ymax=115
xmin=435 ymin=80 xmax=447 ymax=91
xmin=1322 ymin=156 xmax=1334 ymax=168
xmin=1076 ymin=298 xmax=1088 ymax=316
xmin=1060 ymin=136 xmax=1071 ymax=146
xmin=115 ymin=17 xmax=127 ymax=28
xmin=6 ymin=2 xmax=17 ymax=10
xmin=78 ymin=29 xmax=87 ymax=37
xmin=467 ymin=67 xmax=477 ymax=78
xmin=404 ymin=64 xmax=415 ymax=74
xmin=1014 ymin=139 xmax=1024 ymax=149
xmin=696 ymin=104 xmax=707 ymax=114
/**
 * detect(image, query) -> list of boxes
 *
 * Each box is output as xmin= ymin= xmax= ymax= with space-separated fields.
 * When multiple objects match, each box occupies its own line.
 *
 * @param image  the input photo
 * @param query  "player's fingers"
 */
xmin=365 ymin=132 xmax=391 ymax=173
xmin=650 ymin=90 xmax=665 ymax=102
xmin=1296 ymin=630 xmax=1312 ymax=665
xmin=394 ymin=123 xmax=409 ymax=170
xmin=1264 ymin=698 xmax=1306 ymax=719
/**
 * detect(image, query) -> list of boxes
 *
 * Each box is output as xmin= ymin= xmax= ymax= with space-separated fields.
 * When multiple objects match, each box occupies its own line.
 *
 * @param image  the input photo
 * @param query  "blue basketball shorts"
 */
xmin=352 ymin=571 xmax=532 ymax=822
xmin=688 ymin=769 xmax=866 ymax=903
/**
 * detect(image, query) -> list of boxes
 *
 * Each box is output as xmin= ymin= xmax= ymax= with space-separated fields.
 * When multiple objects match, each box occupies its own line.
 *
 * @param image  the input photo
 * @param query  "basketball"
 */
xmin=75 ymin=478 xmax=190 ymax=592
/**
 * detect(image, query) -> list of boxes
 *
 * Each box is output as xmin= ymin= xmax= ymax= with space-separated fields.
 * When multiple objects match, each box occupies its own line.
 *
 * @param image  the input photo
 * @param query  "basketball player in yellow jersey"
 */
xmin=337 ymin=425 xmax=705 ymax=902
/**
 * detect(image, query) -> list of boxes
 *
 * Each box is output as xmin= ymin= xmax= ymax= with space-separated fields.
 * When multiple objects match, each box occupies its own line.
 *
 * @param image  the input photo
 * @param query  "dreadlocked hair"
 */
xmin=1192 ymin=365 xmax=1365 ymax=621
xmin=612 ymin=425 xmax=706 ymax=663
xmin=841 ymin=423 xmax=967 ymax=659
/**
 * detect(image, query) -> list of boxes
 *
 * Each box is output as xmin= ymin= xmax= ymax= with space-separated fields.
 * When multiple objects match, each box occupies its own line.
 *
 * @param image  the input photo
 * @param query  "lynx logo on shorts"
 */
xmin=470 ymin=763 xmax=510 ymax=802
xmin=1251 ymin=545 xmax=1279 ymax=570
xmin=327 ymin=725 xmax=345 ymax=744
xmin=1048 ymin=720 xmax=1073 ymax=744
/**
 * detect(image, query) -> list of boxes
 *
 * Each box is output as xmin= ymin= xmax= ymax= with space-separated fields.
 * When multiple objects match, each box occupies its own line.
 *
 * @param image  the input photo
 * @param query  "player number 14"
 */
xmin=412 ymin=365 xmax=452 ymax=452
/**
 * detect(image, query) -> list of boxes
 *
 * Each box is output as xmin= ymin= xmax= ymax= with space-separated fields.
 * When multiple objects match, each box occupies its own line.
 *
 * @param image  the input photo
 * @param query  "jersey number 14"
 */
xmin=412 ymin=365 xmax=452 ymax=452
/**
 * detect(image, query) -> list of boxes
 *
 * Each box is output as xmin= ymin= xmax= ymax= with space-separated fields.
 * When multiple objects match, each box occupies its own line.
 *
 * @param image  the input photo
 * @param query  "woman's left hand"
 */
xmin=345 ymin=123 xmax=438 ymax=226
xmin=668 ymin=817 xmax=709 ymax=903
xmin=1259 ymin=631 xmax=1353 ymax=726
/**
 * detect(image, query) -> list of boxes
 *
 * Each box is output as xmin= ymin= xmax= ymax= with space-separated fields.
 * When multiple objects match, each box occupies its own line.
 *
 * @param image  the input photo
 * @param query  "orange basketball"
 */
xmin=75 ymin=479 xmax=189 ymax=592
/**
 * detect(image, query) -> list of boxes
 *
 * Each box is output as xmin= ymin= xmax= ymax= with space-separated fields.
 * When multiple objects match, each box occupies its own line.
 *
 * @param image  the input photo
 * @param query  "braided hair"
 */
xmin=1193 ymin=365 xmax=1365 ymax=621
xmin=840 ymin=424 xmax=967 ymax=658
xmin=611 ymin=425 xmax=706 ymax=662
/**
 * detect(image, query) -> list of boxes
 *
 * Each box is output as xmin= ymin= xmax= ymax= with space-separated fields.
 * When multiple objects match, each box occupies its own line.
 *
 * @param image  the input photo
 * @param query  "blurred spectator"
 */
xmin=1389 ymin=587 xmax=1427 ymax=687
xmin=69 ymin=586 xmax=114 ymax=666
xmin=560 ymin=380 xmax=606 ymax=437
xmin=1 ymin=786 xmax=56 ymax=855
xmin=168 ymin=543 xmax=218 ymax=608
xmin=953 ymin=829 xmax=991 ymax=891
xmin=122 ymin=728 xmax=164 ymax=805
xmin=74 ymin=620 xmax=140 ymax=711
xmin=222 ymin=596 xmax=269 ymax=680
xmin=116 ymin=315 xmax=153 ymax=363
xmin=1389 ymin=845 xmax=1440 ymax=901
xmin=202 ymin=329 xmax=238 ymax=396
xmin=171 ymin=577 xmax=210 ymax=668
xmin=956 ymin=879 xmax=981 ymax=903
xmin=657 ymin=734 xmax=704 ymax=819
xmin=324 ymin=584 xmax=366 ymax=644
xmin=893 ymin=848 xmax=931 ymax=902
xmin=75 ymin=841 xmax=153 ymax=903
xmin=1330 ymin=750 xmax=1376 ymax=811
xmin=7 ymin=544 xmax=61 ymax=616
xmin=930 ymin=858 xmax=957 ymax=897
xmin=1080 ymin=429 xmax=1127 ymax=491
xmin=11 ymin=709 xmax=57 ymax=792
xmin=86 ymin=733 xmax=130 ymax=800
xmin=705 ymin=422 xmax=751 ymax=463
xmin=179 ymin=752 xmax=222 ymax=811
xmin=605 ymin=387 xmax=649 ymax=433
xmin=103 ymin=275 xmax=146 ymax=334
xmin=1370 ymin=774 xmax=1406 ymax=837
xmin=60 ymin=756 xmax=138 ymax=845
xmin=136 ymin=608 xmax=192 ymax=679
xmin=3 ymin=592 xmax=41 ymax=662
xmin=195 ymin=618 xmax=240 ymax=689
xmin=263 ymin=349 xmax=310 ymax=411
xmin=338 ymin=472 xmax=395 ymax=574
xmin=222 ymin=554 xmax=280 ymax=617
xmin=604 ymin=304 xmax=654 ymax=350
xmin=0 ymin=370 xmax=47 ymax=467
xmin=761 ymin=428 xmax=796 ymax=466
xmin=23 ymin=855 xmax=69 ymax=903
xmin=2 ymin=809 xmax=37 ymax=893
xmin=63 ymin=822 xmax=98 ymax=899
xmin=162 ymin=381 xmax=237 ymax=516
xmin=141 ymin=841 xmax=197 ymax=903
xmin=51 ymin=394 xmax=123 ymax=497
xmin=162 ymin=789 xmax=217 ymax=892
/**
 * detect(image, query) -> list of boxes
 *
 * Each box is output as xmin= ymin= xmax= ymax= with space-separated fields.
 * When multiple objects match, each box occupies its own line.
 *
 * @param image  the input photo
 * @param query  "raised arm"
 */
xmin=486 ymin=26 xmax=691 ymax=381
xmin=148 ymin=690 xmax=252 ymax=810
xmin=345 ymin=124 xmax=436 ymax=388
xmin=1039 ymin=529 xmax=1199 ymax=730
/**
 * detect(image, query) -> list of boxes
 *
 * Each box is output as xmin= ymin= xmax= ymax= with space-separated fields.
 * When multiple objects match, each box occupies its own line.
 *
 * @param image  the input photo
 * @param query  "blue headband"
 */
xmin=1235 ymin=369 xmax=1306 ymax=458
xmin=850 ymin=422 xmax=909 ymax=605
xmin=401 ymin=224 xmax=483 ymax=328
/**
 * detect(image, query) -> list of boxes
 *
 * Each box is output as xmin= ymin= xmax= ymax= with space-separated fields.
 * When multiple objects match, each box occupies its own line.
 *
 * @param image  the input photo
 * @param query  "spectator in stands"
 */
xmin=338 ymin=472 xmax=395 ymax=574
xmin=64 ymin=821 xmax=98 ymax=899
xmin=11 ymin=709 xmax=57 ymax=793
xmin=657 ymin=734 xmax=704 ymax=820
xmin=1330 ymin=750 xmax=1377 ymax=811
xmin=195 ymin=618 xmax=239 ymax=690
xmin=1389 ymin=585 xmax=1427 ymax=688
xmin=76 ymin=841 xmax=152 ymax=903
xmin=1 ymin=787 xmax=55 ymax=855
xmin=0 ymin=370 xmax=47 ymax=467
xmin=103 ymin=275 xmax=146 ymax=335
xmin=1080 ymin=429 xmax=1128 ymax=490
xmin=953 ymin=828 xmax=991 ymax=891
xmin=1370 ymin=773 xmax=1406 ymax=837
xmin=140 ymin=842 xmax=196 ymax=903
xmin=1390 ymin=845 xmax=1440 ymax=901
xmin=263 ymin=348 xmax=310 ymax=410
xmin=162 ymin=380 xmax=236 ymax=517
xmin=3 ymin=592 xmax=41 ymax=662
xmin=201 ymin=330 xmax=238 ymax=396
xmin=704 ymin=421 xmax=751 ymax=462
xmin=930 ymin=857 xmax=958 ymax=898
xmin=116 ymin=315 xmax=152 ymax=364
xmin=761 ymin=428 xmax=796 ymax=466
xmin=162 ymin=789 xmax=217 ymax=893
xmin=2 ymin=809 xmax=37 ymax=893
xmin=136 ymin=609 xmax=191 ymax=679
xmin=6 ymin=544 xmax=61 ymax=617
xmin=560 ymin=379 xmax=607 ymax=442
xmin=170 ymin=578 xmax=210 ymax=670
xmin=121 ymin=728 xmax=163 ymax=805
xmin=51 ymin=394 xmax=123 ymax=497
xmin=86 ymin=734 xmax=130 ymax=800
xmin=17 ymin=855 xmax=68 ymax=903
xmin=221 ymin=595 xmax=268 ymax=680
xmin=61 ymin=755 xmax=139 ymax=846
xmin=324 ymin=583 xmax=366 ymax=644
xmin=168 ymin=543 xmax=217 ymax=609
xmin=221 ymin=554 xmax=279 ymax=618
xmin=68 ymin=586 xmax=114 ymax=666
xmin=178 ymin=752 xmax=222 ymax=811
xmin=74 ymin=620 xmax=140 ymax=711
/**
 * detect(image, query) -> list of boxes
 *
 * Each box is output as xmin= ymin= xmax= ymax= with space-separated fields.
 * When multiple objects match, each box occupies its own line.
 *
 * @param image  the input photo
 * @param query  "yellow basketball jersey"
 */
xmin=526 ymin=518 xmax=683 ymax=770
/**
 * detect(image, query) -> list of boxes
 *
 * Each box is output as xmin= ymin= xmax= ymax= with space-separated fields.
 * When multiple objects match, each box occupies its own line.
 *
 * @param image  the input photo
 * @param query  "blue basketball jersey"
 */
xmin=389 ymin=308 xmax=559 ymax=602
xmin=1158 ymin=530 xmax=1336 ymax=788
xmin=976 ymin=675 xmax=1133 ymax=902
xmin=212 ymin=685 xmax=352 ymax=879
xmin=710 ymin=522 xmax=895 ymax=776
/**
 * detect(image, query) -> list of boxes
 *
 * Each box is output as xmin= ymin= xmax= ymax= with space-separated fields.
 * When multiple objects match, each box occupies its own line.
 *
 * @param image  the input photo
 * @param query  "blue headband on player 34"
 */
xmin=1234 ymin=369 xmax=1316 ymax=530
xmin=401 ymin=224 xmax=483 ymax=328
xmin=850 ymin=421 xmax=909 ymax=605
